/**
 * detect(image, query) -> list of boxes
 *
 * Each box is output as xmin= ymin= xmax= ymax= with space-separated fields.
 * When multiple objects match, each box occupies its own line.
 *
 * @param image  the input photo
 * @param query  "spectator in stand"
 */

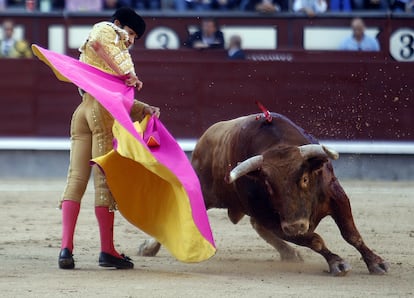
xmin=5 ymin=0 xmax=22 ymax=9
xmin=329 ymin=0 xmax=352 ymax=11
xmin=240 ymin=0 xmax=289 ymax=12
xmin=172 ymin=0 xmax=238 ymax=10
xmin=133 ymin=0 xmax=161 ymax=9
xmin=52 ymin=0 xmax=65 ymax=10
xmin=293 ymin=0 xmax=327 ymax=16
xmin=66 ymin=0 xmax=102 ymax=11
xmin=352 ymin=0 xmax=389 ymax=10
xmin=0 ymin=19 xmax=32 ymax=59
xmin=186 ymin=18 xmax=224 ymax=49
xmin=173 ymin=0 xmax=187 ymax=10
xmin=103 ymin=0 xmax=128 ymax=10
xmin=212 ymin=0 xmax=239 ymax=10
xmin=408 ymin=0 xmax=414 ymax=11
xmin=339 ymin=18 xmax=380 ymax=51
xmin=227 ymin=34 xmax=246 ymax=60
xmin=391 ymin=0 xmax=414 ymax=11
xmin=174 ymin=0 xmax=213 ymax=10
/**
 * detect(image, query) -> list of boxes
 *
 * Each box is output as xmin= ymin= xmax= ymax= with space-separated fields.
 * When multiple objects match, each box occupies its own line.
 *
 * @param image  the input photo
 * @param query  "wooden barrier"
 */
xmin=0 ymin=12 xmax=413 ymax=140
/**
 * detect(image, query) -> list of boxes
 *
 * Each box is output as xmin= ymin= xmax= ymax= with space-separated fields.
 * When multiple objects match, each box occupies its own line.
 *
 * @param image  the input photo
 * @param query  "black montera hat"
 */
xmin=112 ymin=7 xmax=146 ymax=39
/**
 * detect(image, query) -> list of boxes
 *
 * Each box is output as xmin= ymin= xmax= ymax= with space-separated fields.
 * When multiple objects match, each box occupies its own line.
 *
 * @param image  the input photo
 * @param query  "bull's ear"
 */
xmin=299 ymin=144 xmax=338 ymax=173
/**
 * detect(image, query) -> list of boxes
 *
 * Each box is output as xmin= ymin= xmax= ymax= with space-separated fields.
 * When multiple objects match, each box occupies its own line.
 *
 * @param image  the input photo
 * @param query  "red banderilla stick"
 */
xmin=255 ymin=101 xmax=272 ymax=123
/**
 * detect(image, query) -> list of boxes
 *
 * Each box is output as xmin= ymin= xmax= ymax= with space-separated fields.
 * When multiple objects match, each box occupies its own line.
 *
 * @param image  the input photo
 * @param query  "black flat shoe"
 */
xmin=59 ymin=248 xmax=75 ymax=269
xmin=99 ymin=252 xmax=134 ymax=269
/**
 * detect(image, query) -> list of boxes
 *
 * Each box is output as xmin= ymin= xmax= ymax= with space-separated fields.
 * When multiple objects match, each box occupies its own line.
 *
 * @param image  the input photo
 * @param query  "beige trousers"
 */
xmin=61 ymin=93 xmax=146 ymax=210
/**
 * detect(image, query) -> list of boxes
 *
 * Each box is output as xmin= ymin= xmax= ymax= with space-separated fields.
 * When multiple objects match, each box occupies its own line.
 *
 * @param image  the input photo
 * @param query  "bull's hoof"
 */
xmin=328 ymin=259 xmax=352 ymax=276
xmin=368 ymin=261 xmax=389 ymax=275
xmin=138 ymin=239 xmax=161 ymax=257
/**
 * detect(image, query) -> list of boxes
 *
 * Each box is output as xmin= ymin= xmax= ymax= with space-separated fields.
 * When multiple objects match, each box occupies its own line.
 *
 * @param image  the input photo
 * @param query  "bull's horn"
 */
xmin=298 ymin=144 xmax=339 ymax=160
xmin=227 ymin=155 xmax=263 ymax=183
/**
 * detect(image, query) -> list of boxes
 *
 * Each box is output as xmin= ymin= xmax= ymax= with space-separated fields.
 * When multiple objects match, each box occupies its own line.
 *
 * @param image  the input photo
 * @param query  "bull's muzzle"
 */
xmin=281 ymin=219 xmax=310 ymax=236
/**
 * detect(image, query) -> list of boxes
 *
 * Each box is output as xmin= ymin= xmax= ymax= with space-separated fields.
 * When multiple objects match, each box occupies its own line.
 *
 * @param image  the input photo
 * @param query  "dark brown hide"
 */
xmin=191 ymin=113 xmax=389 ymax=276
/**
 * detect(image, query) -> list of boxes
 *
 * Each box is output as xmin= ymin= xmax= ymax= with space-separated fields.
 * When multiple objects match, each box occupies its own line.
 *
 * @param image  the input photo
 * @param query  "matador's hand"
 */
xmin=125 ymin=73 xmax=143 ymax=91
xmin=144 ymin=105 xmax=161 ymax=118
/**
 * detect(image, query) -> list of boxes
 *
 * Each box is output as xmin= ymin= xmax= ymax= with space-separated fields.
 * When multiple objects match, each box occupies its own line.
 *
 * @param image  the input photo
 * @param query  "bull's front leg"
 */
xmin=283 ymin=232 xmax=352 ymax=276
xmin=250 ymin=217 xmax=303 ymax=262
xmin=329 ymin=181 xmax=389 ymax=275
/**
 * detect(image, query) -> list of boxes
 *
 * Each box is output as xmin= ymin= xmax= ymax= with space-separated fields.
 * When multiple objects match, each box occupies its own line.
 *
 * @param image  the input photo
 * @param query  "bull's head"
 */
xmin=227 ymin=144 xmax=339 ymax=237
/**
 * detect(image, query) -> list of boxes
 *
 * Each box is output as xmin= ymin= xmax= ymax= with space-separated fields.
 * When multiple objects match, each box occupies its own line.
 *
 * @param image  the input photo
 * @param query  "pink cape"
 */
xmin=32 ymin=44 xmax=216 ymax=262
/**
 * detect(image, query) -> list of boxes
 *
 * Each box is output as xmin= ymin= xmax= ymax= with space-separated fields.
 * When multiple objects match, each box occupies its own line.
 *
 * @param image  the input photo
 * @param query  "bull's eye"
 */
xmin=300 ymin=174 xmax=309 ymax=189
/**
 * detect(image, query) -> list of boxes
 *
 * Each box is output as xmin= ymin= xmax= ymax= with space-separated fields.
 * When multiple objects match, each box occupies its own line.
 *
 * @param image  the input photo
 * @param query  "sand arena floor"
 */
xmin=0 ymin=179 xmax=413 ymax=297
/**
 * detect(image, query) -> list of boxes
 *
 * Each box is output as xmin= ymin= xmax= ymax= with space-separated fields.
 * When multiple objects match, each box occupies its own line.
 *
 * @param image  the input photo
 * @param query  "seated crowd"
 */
xmin=3 ymin=0 xmax=414 ymax=12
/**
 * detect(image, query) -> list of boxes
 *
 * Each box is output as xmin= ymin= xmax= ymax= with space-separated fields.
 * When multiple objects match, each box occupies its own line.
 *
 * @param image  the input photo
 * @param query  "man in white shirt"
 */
xmin=293 ymin=0 xmax=327 ymax=16
xmin=339 ymin=18 xmax=380 ymax=52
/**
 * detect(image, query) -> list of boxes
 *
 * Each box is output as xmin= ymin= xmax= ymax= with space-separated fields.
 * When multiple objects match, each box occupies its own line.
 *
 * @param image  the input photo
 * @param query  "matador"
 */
xmin=58 ymin=7 xmax=160 ymax=270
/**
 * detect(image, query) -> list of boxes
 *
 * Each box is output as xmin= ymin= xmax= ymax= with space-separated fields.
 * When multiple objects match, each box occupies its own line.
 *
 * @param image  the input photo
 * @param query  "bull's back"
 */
xmin=193 ymin=115 xmax=254 ymax=160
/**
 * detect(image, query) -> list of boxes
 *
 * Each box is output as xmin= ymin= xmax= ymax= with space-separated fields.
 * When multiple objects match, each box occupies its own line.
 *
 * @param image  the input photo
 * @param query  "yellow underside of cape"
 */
xmin=93 ymin=120 xmax=215 ymax=262
xmin=31 ymin=45 xmax=71 ymax=83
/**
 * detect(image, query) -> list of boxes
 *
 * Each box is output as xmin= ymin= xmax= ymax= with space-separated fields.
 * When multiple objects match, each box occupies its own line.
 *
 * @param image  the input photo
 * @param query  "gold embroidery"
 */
xmin=79 ymin=22 xmax=135 ymax=76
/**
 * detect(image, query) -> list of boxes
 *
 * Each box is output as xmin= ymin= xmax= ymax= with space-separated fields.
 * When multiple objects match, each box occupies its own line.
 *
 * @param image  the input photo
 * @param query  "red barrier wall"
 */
xmin=0 ymin=12 xmax=412 ymax=141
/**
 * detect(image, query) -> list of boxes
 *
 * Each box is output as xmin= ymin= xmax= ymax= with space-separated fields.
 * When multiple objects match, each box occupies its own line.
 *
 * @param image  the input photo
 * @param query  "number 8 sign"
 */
xmin=390 ymin=28 xmax=414 ymax=62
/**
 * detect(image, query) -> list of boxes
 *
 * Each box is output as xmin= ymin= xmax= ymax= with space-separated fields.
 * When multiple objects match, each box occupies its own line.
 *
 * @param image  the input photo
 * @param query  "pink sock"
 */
xmin=61 ymin=200 xmax=80 ymax=252
xmin=95 ymin=206 xmax=121 ymax=258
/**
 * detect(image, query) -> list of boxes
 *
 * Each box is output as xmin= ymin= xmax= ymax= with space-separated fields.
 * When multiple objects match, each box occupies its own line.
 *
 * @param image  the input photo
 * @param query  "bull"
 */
xmin=139 ymin=112 xmax=389 ymax=276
